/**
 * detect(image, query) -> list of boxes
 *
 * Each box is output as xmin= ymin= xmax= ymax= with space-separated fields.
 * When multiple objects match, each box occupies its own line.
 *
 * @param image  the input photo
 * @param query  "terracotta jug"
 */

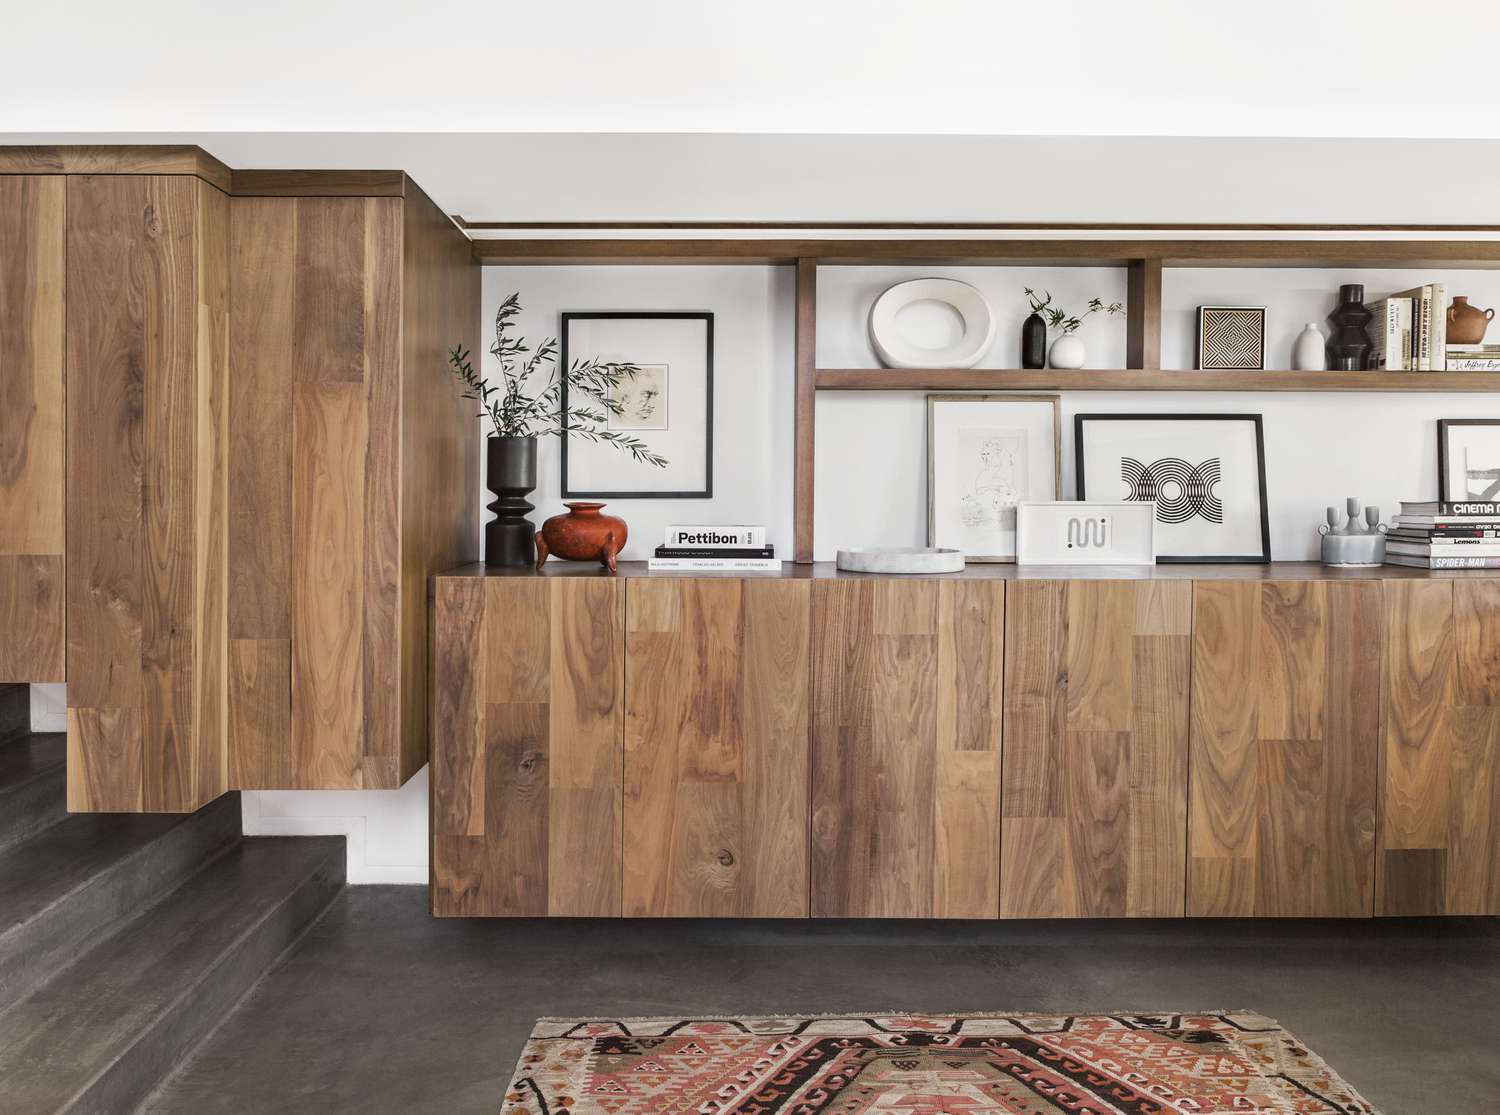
xmin=1447 ymin=296 xmax=1495 ymax=345
xmin=535 ymin=502 xmax=628 ymax=574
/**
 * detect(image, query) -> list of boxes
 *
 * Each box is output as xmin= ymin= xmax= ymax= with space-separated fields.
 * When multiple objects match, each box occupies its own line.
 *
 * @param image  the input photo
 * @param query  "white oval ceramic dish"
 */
xmin=835 ymin=547 xmax=965 ymax=574
xmin=868 ymin=278 xmax=995 ymax=369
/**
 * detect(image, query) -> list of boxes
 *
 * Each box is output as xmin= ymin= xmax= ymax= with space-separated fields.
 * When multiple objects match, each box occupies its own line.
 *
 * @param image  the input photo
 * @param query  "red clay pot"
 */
xmin=535 ymin=502 xmax=628 ymax=574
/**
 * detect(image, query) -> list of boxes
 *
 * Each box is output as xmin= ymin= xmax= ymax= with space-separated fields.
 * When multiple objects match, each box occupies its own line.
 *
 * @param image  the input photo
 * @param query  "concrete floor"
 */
xmin=146 ymin=886 xmax=1500 ymax=1114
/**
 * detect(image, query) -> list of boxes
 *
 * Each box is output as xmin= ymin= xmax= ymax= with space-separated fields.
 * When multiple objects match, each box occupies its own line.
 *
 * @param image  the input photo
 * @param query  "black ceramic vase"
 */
xmin=486 ymin=436 xmax=537 ymax=567
xmin=1021 ymin=312 xmax=1047 ymax=369
xmin=1327 ymin=283 xmax=1373 ymax=371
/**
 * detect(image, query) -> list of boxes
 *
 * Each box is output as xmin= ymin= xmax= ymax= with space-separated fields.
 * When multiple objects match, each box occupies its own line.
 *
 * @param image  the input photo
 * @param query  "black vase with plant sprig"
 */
xmin=449 ymin=293 xmax=668 ymax=567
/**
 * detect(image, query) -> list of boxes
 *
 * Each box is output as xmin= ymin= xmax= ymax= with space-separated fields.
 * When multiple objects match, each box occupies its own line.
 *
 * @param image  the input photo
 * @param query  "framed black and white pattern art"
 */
xmin=1437 ymin=419 xmax=1500 ymax=502
xmin=1196 ymin=306 xmax=1267 ymax=370
xmin=560 ymin=311 xmax=713 ymax=498
xmin=1075 ymin=413 xmax=1270 ymax=563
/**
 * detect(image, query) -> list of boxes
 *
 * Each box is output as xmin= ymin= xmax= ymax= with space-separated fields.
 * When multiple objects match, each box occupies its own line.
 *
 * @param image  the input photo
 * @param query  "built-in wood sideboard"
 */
xmin=0 ymin=146 xmax=479 ymax=810
xmin=430 ymin=562 xmax=1500 ymax=919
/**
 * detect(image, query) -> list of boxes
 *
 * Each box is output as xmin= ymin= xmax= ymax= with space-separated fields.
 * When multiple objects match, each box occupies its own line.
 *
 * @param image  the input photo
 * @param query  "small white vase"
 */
xmin=1049 ymin=334 xmax=1086 ymax=369
xmin=1293 ymin=322 xmax=1327 ymax=371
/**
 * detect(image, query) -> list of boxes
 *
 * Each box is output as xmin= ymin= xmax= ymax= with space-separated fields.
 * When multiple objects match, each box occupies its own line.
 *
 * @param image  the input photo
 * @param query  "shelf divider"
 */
xmin=813 ymin=368 xmax=1500 ymax=392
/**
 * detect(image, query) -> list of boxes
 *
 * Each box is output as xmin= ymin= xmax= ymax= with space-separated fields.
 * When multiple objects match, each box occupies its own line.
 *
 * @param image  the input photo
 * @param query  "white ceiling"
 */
xmin=6 ymin=0 xmax=1499 ymax=137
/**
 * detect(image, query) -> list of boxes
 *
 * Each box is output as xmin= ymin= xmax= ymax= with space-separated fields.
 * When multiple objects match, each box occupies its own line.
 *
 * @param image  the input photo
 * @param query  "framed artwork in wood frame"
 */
xmin=1075 ymin=413 xmax=1271 ymax=563
xmin=926 ymin=393 xmax=1061 ymax=562
xmin=1437 ymin=418 xmax=1500 ymax=503
xmin=560 ymin=311 xmax=713 ymax=499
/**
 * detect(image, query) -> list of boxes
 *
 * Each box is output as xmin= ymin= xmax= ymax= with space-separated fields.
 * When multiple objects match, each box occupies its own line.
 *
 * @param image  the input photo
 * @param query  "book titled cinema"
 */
xmin=665 ymin=525 xmax=766 ymax=548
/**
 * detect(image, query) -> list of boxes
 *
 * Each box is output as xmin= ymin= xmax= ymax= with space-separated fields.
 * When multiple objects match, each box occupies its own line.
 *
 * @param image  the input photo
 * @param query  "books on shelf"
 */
xmin=651 ymin=525 xmax=779 ymax=571
xmin=1387 ymin=553 xmax=1500 ymax=569
xmin=1366 ymin=284 xmax=1448 ymax=370
xmin=1445 ymin=344 xmax=1500 ymax=371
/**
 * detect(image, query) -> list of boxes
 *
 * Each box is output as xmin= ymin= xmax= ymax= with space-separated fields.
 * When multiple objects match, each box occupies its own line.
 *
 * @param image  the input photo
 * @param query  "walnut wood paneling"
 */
xmin=0 ymin=145 xmax=233 ymax=193
xmin=227 ymin=193 xmax=467 ymax=791
xmin=430 ymin=575 xmax=623 ymax=917
xmin=1189 ymin=580 xmax=1381 ymax=916
xmin=1001 ymin=580 xmax=1189 ymax=918
xmin=65 ymin=175 xmax=228 ymax=812
xmin=399 ymin=184 xmax=481 ymax=782
xmin=1379 ymin=580 xmax=1500 ymax=914
xmin=624 ymin=579 xmax=810 ymax=917
xmin=0 ymin=176 xmax=65 ymax=682
xmin=810 ymin=578 xmax=1003 ymax=918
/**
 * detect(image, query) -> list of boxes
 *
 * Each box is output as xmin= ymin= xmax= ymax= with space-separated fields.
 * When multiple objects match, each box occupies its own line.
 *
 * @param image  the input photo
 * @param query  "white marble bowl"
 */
xmin=835 ymin=547 xmax=965 ymax=574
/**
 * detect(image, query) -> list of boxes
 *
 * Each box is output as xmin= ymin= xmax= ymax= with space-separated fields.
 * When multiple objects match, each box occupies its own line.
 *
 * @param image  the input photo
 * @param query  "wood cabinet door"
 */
xmin=1189 ymin=580 xmax=1381 ymax=916
xmin=0 ymin=176 xmax=65 ymax=683
xmin=1002 ymin=580 xmax=1190 ymax=918
xmin=623 ymin=578 xmax=810 ymax=917
xmin=810 ymin=578 xmax=1003 ymax=918
xmin=1380 ymin=580 xmax=1500 ymax=915
xmin=430 ymin=576 xmax=623 ymax=917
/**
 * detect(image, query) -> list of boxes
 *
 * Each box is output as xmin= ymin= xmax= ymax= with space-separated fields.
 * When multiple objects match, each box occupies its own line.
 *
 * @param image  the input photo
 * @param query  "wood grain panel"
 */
xmin=398 ymin=184 xmax=481 ymax=782
xmin=291 ymin=382 xmax=366 ymax=789
xmin=229 ymin=639 xmax=292 ymax=788
xmin=226 ymin=193 xmax=457 ymax=791
xmin=0 ymin=176 xmax=65 ymax=681
xmin=430 ymin=575 xmax=623 ymax=917
xmin=1379 ymin=580 xmax=1500 ymax=914
xmin=1189 ymin=580 xmax=1380 ymax=916
xmin=1001 ymin=580 xmax=1189 ymax=918
xmin=811 ymin=578 xmax=1002 ymax=918
xmin=623 ymin=579 xmax=810 ymax=917
xmin=65 ymin=175 xmax=227 ymax=811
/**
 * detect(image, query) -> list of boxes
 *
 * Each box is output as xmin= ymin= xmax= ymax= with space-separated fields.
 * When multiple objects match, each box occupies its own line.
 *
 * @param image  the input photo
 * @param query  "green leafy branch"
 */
xmin=1023 ymin=288 xmax=1124 ymax=335
xmin=448 ymin=292 xmax=668 ymax=468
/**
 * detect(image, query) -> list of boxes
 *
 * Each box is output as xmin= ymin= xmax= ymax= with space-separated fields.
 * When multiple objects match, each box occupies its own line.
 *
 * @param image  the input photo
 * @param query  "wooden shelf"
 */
xmin=814 ymin=368 xmax=1500 ymax=392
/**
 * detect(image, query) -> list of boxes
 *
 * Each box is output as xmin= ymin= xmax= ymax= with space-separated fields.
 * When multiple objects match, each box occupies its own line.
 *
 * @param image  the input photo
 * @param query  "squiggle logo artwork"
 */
xmin=1121 ymin=457 xmax=1223 ymax=523
xmin=1067 ymin=516 xmax=1110 ymax=549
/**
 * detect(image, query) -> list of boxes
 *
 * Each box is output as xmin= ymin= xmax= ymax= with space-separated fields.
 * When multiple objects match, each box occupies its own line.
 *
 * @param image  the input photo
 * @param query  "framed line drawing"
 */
xmin=560 ymin=312 xmax=713 ymax=498
xmin=1075 ymin=413 xmax=1270 ymax=563
xmin=926 ymin=394 xmax=1061 ymax=562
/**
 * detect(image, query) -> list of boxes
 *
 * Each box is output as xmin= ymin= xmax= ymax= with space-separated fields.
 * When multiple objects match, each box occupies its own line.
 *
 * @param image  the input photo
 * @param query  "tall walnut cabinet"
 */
xmin=431 ymin=566 xmax=1500 ymax=919
xmin=0 ymin=146 xmax=479 ymax=810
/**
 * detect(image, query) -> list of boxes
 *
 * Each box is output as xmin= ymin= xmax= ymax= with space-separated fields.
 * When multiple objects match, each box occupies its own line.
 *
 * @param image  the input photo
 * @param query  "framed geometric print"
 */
xmin=560 ymin=311 xmax=713 ymax=499
xmin=1437 ymin=418 xmax=1500 ymax=503
xmin=1076 ymin=413 xmax=1271 ymax=563
xmin=1196 ymin=306 xmax=1267 ymax=370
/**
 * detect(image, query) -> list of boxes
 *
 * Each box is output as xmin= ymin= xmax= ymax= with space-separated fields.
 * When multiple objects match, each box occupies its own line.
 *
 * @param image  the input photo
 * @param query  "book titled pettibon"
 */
xmin=665 ymin=525 xmax=766 ymax=548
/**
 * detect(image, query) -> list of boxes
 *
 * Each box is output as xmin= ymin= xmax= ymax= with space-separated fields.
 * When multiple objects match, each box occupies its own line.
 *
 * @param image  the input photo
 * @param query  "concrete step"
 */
xmin=0 ymin=731 xmax=67 ymax=853
xmin=0 ymin=684 xmax=28 ymax=744
xmin=0 ymin=793 xmax=241 ymax=1006
xmin=0 ymin=836 xmax=344 ymax=1115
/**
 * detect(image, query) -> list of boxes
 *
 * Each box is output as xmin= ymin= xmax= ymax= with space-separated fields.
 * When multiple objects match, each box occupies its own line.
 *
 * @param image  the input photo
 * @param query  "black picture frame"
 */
xmin=1437 ymin=418 xmax=1500 ymax=502
xmin=1075 ymin=413 xmax=1271 ymax=564
xmin=559 ymin=311 xmax=714 ymax=499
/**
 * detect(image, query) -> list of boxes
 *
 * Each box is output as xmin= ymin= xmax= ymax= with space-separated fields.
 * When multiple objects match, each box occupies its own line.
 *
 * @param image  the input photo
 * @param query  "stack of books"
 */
xmin=1446 ymin=344 xmax=1500 ymax=371
xmin=1366 ymin=283 xmax=1448 ymax=370
xmin=1386 ymin=501 xmax=1500 ymax=568
xmin=649 ymin=525 xmax=779 ymax=571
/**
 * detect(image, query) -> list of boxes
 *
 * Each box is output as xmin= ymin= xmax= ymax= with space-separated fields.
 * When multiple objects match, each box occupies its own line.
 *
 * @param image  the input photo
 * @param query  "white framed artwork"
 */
xmin=1015 ymin=501 xmax=1157 ymax=565
xmin=1075 ymin=413 xmax=1271 ymax=563
xmin=927 ymin=394 xmax=1060 ymax=562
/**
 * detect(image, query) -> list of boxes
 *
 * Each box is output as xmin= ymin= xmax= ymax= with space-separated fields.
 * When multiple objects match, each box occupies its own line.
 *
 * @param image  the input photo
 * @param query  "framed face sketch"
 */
xmin=1438 ymin=419 xmax=1500 ymax=503
xmin=927 ymin=394 xmax=1061 ymax=561
xmin=1075 ymin=413 xmax=1270 ymax=563
xmin=560 ymin=312 xmax=713 ymax=498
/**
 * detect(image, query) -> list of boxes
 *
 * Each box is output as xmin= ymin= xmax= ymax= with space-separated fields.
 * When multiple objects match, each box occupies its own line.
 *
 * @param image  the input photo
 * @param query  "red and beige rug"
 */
xmin=501 ymin=1011 xmax=1377 ymax=1114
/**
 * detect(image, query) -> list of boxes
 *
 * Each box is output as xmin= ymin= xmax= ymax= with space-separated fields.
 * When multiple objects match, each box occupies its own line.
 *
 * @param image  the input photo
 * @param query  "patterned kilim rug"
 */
xmin=500 ymin=1011 xmax=1378 ymax=1114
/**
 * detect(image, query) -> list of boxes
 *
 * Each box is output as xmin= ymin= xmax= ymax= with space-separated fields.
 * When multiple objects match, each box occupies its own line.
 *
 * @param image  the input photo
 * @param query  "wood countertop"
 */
xmin=433 ymin=560 xmax=1500 ymax=582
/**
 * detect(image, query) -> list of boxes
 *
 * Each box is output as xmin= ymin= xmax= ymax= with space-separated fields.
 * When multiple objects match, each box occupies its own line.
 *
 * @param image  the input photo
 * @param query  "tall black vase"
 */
xmin=486 ymin=436 xmax=537 ymax=567
xmin=1327 ymin=283 xmax=1373 ymax=371
xmin=1020 ymin=312 xmax=1047 ymax=369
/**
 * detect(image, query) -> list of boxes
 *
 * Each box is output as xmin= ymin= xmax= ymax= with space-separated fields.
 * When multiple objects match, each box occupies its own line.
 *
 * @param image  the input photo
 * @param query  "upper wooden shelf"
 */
xmin=471 ymin=237 xmax=1500 ymax=268
xmin=814 ymin=368 xmax=1500 ymax=392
